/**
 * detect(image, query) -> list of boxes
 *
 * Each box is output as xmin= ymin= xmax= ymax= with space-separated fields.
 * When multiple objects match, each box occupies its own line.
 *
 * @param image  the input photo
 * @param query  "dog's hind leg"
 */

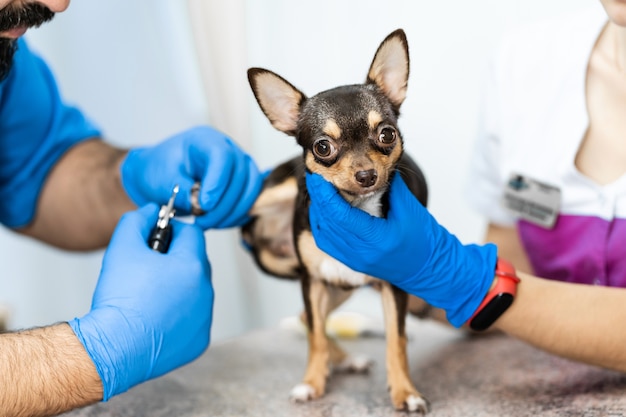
xmin=326 ymin=287 xmax=374 ymax=373
xmin=407 ymin=295 xmax=448 ymax=323
xmin=380 ymin=282 xmax=430 ymax=413
xmin=290 ymin=278 xmax=332 ymax=402
xmin=297 ymin=286 xmax=372 ymax=374
xmin=297 ymin=286 xmax=349 ymax=362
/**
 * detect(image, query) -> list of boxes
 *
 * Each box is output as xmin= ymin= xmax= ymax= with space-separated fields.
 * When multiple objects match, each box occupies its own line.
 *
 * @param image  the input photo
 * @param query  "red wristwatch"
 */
xmin=468 ymin=258 xmax=520 ymax=331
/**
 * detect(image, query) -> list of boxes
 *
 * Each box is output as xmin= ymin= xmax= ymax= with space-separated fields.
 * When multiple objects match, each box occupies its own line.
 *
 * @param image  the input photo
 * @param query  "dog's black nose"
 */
xmin=355 ymin=169 xmax=378 ymax=188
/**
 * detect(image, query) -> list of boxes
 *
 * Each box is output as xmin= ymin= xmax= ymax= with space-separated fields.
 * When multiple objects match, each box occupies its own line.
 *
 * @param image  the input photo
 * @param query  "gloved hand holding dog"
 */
xmin=121 ymin=126 xmax=263 ymax=230
xmin=306 ymin=172 xmax=498 ymax=327
xmin=69 ymin=204 xmax=213 ymax=400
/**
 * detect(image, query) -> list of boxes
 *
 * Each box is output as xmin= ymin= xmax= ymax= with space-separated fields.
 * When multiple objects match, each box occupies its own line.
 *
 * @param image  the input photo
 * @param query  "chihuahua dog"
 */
xmin=242 ymin=29 xmax=429 ymax=413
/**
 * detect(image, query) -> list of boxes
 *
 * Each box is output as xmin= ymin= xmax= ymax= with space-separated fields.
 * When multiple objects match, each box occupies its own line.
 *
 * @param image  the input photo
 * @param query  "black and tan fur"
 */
xmin=242 ymin=29 xmax=430 ymax=413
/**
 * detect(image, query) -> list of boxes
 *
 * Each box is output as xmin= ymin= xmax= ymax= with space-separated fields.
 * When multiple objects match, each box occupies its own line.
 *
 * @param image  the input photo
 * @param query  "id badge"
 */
xmin=502 ymin=173 xmax=561 ymax=229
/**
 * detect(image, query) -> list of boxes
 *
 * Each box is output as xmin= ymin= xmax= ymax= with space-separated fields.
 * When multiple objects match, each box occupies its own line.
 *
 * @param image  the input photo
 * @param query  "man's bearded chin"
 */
xmin=0 ymin=38 xmax=17 ymax=82
xmin=0 ymin=3 xmax=55 ymax=82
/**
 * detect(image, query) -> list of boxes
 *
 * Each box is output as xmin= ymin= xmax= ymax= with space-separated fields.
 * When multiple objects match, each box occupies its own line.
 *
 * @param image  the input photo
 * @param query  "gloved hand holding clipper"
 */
xmin=121 ymin=126 xmax=263 ymax=230
xmin=305 ymin=172 xmax=498 ymax=327
xmin=69 ymin=204 xmax=213 ymax=400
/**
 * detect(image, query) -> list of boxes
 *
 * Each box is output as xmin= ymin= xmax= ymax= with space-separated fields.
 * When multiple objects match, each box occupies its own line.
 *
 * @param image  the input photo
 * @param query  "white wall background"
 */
xmin=0 ymin=0 xmax=597 ymax=341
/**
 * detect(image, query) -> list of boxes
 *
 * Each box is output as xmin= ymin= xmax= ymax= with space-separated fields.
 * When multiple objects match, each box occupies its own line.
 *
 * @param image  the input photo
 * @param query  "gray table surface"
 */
xmin=62 ymin=320 xmax=626 ymax=417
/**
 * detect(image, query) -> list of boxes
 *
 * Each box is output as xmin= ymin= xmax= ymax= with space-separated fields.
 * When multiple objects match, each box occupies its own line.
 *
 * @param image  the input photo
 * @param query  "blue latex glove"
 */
xmin=69 ymin=204 xmax=213 ymax=400
xmin=306 ymin=172 xmax=498 ymax=327
xmin=121 ymin=125 xmax=263 ymax=229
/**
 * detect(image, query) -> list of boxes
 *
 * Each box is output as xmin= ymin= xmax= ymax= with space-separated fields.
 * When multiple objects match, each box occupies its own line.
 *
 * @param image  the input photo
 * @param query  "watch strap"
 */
xmin=468 ymin=258 xmax=520 ymax=331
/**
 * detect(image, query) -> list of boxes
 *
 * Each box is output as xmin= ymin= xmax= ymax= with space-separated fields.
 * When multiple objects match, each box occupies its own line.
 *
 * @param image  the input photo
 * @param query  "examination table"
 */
xmin=61 ymin=319 xmax=626 ymax=417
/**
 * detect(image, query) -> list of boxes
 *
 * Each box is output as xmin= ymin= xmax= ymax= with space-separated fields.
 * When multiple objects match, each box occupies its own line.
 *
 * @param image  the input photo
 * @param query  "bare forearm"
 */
xmin=478 ymin=224 xmax=626 ymax=371
xmin=494 ymin=273 xmax=626 ymax=372
xmin=18 ymin=139 xmax=136 ymax=250
xmin=0 ymin=323 xmax=103 ymax=417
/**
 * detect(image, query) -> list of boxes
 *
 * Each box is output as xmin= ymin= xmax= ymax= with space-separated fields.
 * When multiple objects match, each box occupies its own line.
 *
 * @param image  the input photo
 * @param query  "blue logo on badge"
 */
xmin=508 ymin=175 xmax=528 ymax=191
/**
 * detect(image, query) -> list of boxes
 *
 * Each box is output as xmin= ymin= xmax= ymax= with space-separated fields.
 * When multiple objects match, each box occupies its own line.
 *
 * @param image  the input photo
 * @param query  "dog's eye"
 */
xmin=313 ymin=138 xmax=337 ymax=160
xmin=378 ymin=127 xmax=396 ymax=145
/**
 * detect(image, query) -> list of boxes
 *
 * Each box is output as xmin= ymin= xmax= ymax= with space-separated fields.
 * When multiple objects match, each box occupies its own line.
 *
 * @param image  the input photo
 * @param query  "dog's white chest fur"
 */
xmin=299 ymin=190 xmax=384 ymax=286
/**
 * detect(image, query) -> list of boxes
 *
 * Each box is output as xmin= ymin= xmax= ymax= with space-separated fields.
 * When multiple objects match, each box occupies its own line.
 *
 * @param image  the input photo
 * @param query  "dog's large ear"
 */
xmin=366 ymin=29 xmax=410 ymax=110
xmin=248 ymin=68 xmax=306 ymax=136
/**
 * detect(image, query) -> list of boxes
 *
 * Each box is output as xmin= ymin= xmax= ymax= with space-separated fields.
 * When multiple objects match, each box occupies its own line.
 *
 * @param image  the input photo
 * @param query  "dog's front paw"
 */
xmin=404 ymin=394 xmax=430 ymax=414
xmin=289 ymin=383 xmax=319 ymax=402
xmin=390 ymin=390 xmax=430 ymax=414
xmin=333 ymin=354 xmax=373 ymax=373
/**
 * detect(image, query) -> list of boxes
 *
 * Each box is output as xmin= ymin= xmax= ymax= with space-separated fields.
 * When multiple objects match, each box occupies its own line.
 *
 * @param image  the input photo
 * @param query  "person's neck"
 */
xmin=608 ymin=22 xmax=626 ymax=73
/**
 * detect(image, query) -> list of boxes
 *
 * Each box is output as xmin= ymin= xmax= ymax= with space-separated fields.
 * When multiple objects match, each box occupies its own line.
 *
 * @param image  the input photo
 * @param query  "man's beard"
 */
xmin=0 ymin=38 xmax=17 ymax=82
xmin=0 ymin=3 xmax=54 ymax=82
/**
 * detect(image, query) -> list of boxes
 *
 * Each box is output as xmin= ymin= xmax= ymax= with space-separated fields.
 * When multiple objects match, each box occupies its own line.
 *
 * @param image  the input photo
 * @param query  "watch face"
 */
xmin=469 ymin=293 xmax=514 ymax=331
